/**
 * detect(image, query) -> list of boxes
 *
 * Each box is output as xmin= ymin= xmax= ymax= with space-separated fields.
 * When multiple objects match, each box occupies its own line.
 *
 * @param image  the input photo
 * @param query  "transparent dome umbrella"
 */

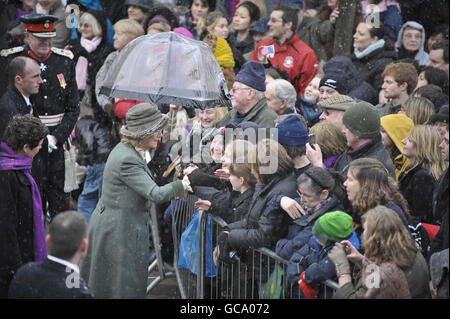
xmin=99 ymin=32 xmax=232 ymax=109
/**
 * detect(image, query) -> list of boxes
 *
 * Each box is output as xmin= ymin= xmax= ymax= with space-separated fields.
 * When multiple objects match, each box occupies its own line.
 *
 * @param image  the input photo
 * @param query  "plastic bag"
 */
xmin=261 ymin=263 xmax=285 ymax=299
xmin=63 ymin=139 xmax=79 ymax=193
xmin=178 ymin=212 xmax=216 ymax=277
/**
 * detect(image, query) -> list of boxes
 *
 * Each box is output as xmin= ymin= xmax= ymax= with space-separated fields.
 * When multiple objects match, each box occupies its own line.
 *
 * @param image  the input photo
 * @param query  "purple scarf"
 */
xmin=0 ymin=142 xmax=47 ymax=261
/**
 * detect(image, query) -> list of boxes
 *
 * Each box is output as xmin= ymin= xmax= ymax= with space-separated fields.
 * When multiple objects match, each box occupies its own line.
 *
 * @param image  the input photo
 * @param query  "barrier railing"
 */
xmin=197 ymin=212 xmax=339 ymax=299
xmin=148 ymin=193 xmax=339 ymax=299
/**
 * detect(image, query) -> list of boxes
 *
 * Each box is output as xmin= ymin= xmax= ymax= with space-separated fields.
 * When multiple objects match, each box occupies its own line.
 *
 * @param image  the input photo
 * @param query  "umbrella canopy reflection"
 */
xmin=100 ymin=32 xmax=231 ymax=109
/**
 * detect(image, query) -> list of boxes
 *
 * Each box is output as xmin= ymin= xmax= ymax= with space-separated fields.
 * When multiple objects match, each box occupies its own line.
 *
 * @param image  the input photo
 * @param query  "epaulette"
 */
xmin=0 ymin=46 xmax=24 ymax=57
xmin=51 ymin=47 xmax=74 ymax=60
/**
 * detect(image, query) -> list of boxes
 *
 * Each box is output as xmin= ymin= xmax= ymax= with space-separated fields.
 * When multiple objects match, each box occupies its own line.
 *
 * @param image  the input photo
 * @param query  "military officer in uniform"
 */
xmin=0 ymin=14 xmax=80 ymax=220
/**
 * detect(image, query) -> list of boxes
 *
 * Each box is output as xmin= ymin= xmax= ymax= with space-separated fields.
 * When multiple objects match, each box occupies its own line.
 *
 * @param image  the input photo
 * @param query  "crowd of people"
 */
xmin=0 ymin=0 xmax=448 ymax=300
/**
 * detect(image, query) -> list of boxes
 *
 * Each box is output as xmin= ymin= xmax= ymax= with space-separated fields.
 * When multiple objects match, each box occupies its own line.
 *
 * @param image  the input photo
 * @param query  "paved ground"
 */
xmin=146 ymin=268 xmax=181 ymax=299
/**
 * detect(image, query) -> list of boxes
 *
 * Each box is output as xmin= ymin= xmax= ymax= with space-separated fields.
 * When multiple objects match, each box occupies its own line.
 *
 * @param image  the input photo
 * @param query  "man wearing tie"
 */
xmin=0 ymin=56 xmax=43 ymax=138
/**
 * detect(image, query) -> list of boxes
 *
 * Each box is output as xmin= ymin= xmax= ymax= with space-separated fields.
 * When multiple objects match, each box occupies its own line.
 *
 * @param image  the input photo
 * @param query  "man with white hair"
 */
xmin=215 ymin=61 xmax=277 ymax=129
xmin=265 ymin=79 xmax=297 ymax=115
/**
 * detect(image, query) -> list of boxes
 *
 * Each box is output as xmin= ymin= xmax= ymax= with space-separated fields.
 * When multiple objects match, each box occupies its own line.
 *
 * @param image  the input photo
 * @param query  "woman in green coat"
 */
xmin=80 ymin=103 xmax=191 ymax=299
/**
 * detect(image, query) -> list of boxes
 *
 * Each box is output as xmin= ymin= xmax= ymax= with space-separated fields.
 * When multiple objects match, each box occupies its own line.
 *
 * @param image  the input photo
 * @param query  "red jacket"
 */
xmin=250 ymin=34 xmax=318 ymax=97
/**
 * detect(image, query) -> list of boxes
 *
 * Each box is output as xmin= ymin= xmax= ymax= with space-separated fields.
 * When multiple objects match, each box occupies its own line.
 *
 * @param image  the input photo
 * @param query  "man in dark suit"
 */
xmin=8 ymin=211 xmax=94 ymax=299
xmin=0 ymin=56 xmax=42 ymax=139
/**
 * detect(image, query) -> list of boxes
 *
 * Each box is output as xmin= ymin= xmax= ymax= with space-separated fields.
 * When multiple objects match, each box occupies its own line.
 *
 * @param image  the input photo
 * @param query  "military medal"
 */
xmin=57 ymin=73 xmax=67 ymax=89
xmin=40 ymin=62 xmax=47 ymax=71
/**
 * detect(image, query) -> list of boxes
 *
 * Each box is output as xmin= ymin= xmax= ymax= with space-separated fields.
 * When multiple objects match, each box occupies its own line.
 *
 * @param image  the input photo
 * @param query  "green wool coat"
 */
xmin=215 ymin=98 xmax=277 ymax=129
xmin=79 ymin=142 xmax=185 ymax=299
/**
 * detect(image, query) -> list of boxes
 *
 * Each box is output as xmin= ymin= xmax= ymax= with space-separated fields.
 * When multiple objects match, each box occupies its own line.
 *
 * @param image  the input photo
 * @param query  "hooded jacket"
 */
xmin=395 ymin=21 xmax=429 ymax=66
xmin=323 ymin=56 xmax=378 ymax=105
xmin=380 ymin=114 xmax=413 ymax=180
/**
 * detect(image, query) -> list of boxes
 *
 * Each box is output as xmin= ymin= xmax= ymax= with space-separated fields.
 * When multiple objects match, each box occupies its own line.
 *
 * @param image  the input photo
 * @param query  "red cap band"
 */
xmin=24 ymin=21 xmax=55 ymax=32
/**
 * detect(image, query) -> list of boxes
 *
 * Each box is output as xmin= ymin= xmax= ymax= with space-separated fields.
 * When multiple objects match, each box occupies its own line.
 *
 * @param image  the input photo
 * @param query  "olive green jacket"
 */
xmin=215 ymin=97 xmax=277 ymax=129
xmin=80 ymin=142 xmax=184 ymax=299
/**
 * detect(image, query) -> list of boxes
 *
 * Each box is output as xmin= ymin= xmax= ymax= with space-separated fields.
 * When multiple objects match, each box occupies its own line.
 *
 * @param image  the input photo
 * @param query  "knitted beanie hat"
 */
xmin=312 ymin=211 xmax=353 ymax=244
xmin=317 ymin=94 xmax=356 ymax=111
xmin=319 ymin=73 xmax=349 ymax=95
xmin=173 ymin=27 xmax=195 ymax=39
xmin=147 ymin=14 xmax=169 ymax=27
xmin=120 ymin=102 xmax=168 ymax=140
xmin=342 ymin=102 xmax=380 ymax=139
xmin=275 ymin=115 xmax=308 ymax=146
xmin=235 ymin=61 xmax=266 ymax=92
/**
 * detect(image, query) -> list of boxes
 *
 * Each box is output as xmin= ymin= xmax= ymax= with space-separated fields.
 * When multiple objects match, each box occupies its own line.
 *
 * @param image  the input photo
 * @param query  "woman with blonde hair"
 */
xmin=399 ymin=125 xmax=446 ymax=223
xmin=309 ymin=121 xmax=346 ymax=168
xmin=402 ymin=125 xmax=447 ymax=180
xmin=344 ymin=157 xmax=410 ymax=231
xmin=202 ymin=33 xmax=236 ymax=90
xmin=95 ymin=18 xmax=145 ymax=117
xmin=202 ymin=11 xmax=246 ymax=72
xmin=328 ymin=205 xmax=431 ymax=299
xmin=399 ymin=96 xmax=435 ymax=125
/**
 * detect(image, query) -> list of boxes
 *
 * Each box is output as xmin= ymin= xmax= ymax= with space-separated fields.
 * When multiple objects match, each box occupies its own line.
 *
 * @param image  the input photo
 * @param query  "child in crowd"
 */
xmin=193 ymin=140 xmax=256 ymax=224
xmin=286 ymin=211 xmax=360 ymax=299
xmin=296 ymin=75 xmax=323 ymax=127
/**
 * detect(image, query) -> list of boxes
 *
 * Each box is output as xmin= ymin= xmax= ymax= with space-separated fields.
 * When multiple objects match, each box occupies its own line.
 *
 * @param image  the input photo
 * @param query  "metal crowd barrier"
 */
xmin=146 ymin=201 xmax=176 ymax=294
xmin=171 ymin=194 xmax=200 ymax=298
xmin=147 ymin=192 xmax=339 ymax=299
xmin=198 ymin=213 xmax=339 ymax=299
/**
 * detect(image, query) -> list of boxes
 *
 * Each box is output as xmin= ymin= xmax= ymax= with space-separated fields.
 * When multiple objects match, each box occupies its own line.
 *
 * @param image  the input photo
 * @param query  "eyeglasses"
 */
xmin=269 ymin=18 xmax=282 ymax=24
xmin=230 ymin=87 xmax=251 ymax=93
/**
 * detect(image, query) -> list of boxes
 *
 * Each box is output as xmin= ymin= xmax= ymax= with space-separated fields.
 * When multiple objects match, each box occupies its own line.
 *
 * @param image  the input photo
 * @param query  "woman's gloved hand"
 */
xmin=328 ymin=242 xmax=351 ymax=277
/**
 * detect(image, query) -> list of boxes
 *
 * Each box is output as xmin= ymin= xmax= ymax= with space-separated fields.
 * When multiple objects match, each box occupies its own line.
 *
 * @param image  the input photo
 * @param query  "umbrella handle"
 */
xmin=163 ymin=155 xmax=181 ymax=178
